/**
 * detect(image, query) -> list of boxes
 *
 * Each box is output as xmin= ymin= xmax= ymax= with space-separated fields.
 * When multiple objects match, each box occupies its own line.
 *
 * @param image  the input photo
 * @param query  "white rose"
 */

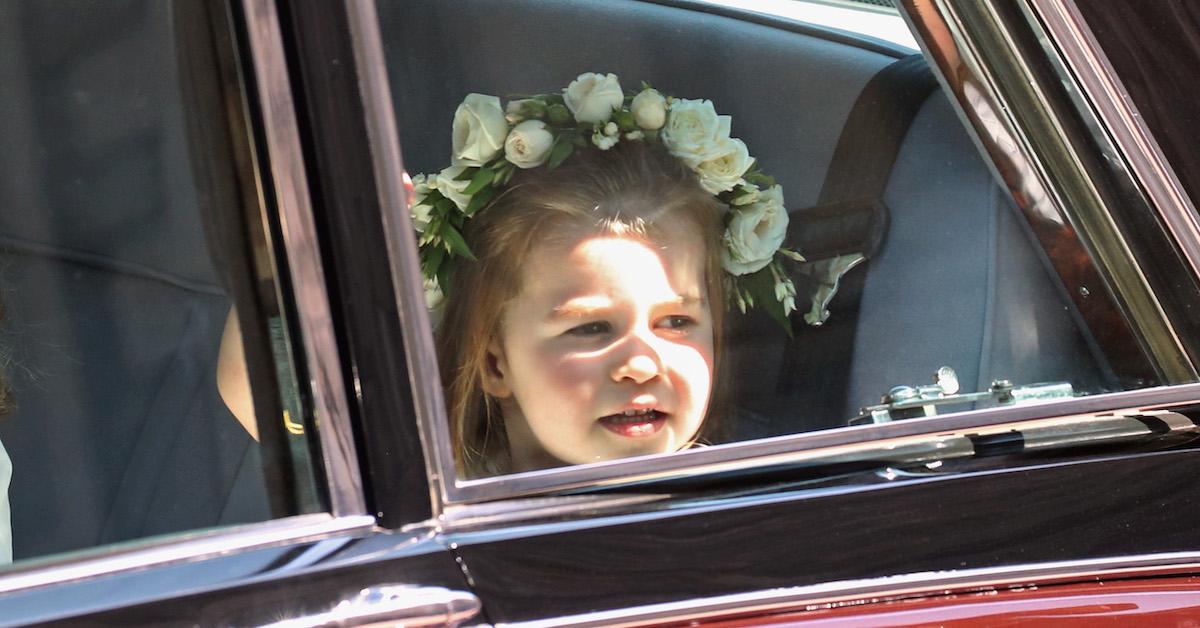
xmin=722 ymin=184 xmax=788 ymax=275
xmin=661 ymin=98 xmax=733 ymax=166
xmin=694 ymin=138 xmax=753 ymax=194
xmin=410 ymin=173 xmax=436 ymax=232
xmin=504 ymin=120 xmax=554 ymax=169
xmin=424 ymin=277 xmax=444 ymax=310
xmin=452 ymin=93 xmax=509 ymax=166
xmin=563 ymin=72 xmax=623 ymax=124
xmin=630 ymin=88 xmax=667 ymax=130
xmin=437 ymin=165 xmax=472 ymax=211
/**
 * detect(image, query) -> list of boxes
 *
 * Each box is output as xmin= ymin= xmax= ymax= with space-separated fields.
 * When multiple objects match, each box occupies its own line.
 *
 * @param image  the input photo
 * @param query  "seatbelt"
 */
xmin=778 ymin=54 xmax=939 ymax=424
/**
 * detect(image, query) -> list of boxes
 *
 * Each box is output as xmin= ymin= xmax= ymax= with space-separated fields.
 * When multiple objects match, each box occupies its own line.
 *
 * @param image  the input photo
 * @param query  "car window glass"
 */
xmin=0 ymin=0 xmax=323 ymax=567
xmin=376 ymin=0 xmax=1198 ymax=482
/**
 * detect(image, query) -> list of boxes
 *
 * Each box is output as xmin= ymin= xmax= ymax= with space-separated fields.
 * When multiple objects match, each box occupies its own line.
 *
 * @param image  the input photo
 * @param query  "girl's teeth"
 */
xmin=608 ymin=410 xmax=659 ymax=424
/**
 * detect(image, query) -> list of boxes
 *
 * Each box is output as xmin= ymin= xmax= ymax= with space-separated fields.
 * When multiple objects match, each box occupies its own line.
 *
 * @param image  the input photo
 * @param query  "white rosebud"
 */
xmin=437 ymin=165 xmax=472 ymax=211
xmin=661 ymin=98 xmax=733 ymax=166
xmin=625 ymin=130 xmax=645 ymax=141
xmin=693 ymin=138 xmax=754 ymax=194
xmin=410 ymin=173 xmax=436 ymax=232
xmin=504 ymin=119 xmax=554 ymax=169
xmin=631 ymin=88 xmax=667 ymax=130
xmin=591 ymin=131 xmax=618 ymax=150
xmin=772 ymin=270 xmax=797 ymax=316
xmin=722 ymin=184 xmax=789 ymax=275
xmin=424 ymin=277 xmax=444 ymax=310
xmin=504 ymin=98 xmax=534 ymax=124
xmin=563 ymin=72 xmax=623 ymax=124
xmin=774 ymin=276 xmax=796 ymax=300
xmin=451 ymin=93 xmax=509 ymax=166
xmin=604 ymin=121 xmax=619 ymax=136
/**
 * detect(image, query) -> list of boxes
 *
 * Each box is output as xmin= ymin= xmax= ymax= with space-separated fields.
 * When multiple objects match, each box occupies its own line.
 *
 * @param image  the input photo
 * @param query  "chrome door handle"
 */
xmin=260 ymin=584 xmax=483 ymax=627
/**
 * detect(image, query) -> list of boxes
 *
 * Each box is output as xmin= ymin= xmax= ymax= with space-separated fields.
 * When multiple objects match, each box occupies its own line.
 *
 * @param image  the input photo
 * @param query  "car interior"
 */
xmin=0 ymin=0 xmax=1114 ymax=564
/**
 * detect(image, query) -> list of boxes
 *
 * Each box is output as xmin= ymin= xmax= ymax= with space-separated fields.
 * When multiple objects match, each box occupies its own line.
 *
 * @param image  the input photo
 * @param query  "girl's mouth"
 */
xmin=598 ymin=409 xmax=667 ymax=438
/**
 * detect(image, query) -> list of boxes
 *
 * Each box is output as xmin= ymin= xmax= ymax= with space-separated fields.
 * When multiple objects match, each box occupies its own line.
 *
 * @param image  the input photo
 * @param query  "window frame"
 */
xmin=376 ymin=0 xmax=1200 ymax=510
xmin=0 ymin=0 xmax=375 ymax=592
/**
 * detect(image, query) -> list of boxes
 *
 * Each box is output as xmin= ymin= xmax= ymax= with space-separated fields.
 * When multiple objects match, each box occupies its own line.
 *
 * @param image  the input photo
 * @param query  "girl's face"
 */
xmin=483 ymin=223 xmax=715 ymax=471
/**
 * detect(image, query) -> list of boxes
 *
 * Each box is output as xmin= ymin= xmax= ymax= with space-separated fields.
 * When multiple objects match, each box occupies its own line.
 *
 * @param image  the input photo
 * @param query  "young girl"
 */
xmin=414 ymin=73 xmax=797 ymax=477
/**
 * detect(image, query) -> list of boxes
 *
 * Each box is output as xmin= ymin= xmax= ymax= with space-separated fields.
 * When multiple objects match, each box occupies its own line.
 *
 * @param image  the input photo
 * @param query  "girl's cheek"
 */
xmin=525 ymin=341 xmax=599 ymax=383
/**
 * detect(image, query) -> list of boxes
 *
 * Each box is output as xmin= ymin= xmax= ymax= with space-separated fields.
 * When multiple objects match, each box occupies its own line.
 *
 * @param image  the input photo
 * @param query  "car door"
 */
xmin=0 ymin=0 xmax=477 ymax=625
xmin=368 ymin=0 xmax=1200 ymax=623
xmin=2 ymin=0 xmax=1200 ymax=625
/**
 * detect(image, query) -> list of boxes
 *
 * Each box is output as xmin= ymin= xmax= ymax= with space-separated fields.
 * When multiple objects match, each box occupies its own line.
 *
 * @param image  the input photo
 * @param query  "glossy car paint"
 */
xmin=697 ymin=577 xmax=1200 ymax=626
xmin=3 ymin=0 xmax=1200 ymax=625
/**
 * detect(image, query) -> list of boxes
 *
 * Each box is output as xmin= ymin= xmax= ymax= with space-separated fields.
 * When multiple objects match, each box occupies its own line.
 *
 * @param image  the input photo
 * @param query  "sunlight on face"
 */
xmin=485 ymin=226 xmax=715 ymax=472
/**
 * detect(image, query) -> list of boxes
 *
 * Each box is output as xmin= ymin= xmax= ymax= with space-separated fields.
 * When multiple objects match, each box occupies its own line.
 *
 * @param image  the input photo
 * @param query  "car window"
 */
xmin=375 ymin=0 xmax=1199 ymax=489
xmin=0 ymin=0 xmax=324 ymax=567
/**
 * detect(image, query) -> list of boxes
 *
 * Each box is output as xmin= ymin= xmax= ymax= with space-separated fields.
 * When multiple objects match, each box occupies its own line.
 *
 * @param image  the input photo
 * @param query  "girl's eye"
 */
xmin=658 ymin=315 xmax=696 ymax=331
xmin=566 ymin=321 xmax=612 ymax=336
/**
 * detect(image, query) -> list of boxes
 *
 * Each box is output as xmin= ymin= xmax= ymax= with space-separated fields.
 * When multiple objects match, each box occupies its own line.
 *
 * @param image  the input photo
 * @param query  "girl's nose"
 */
xmin=611 ymin=339 xmax=664 ymax=384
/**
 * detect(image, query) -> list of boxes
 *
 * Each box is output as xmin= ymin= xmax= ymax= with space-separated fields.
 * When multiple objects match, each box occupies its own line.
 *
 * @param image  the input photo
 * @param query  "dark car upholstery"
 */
xmin=381 ymin=0 xmax=1110 ymax=439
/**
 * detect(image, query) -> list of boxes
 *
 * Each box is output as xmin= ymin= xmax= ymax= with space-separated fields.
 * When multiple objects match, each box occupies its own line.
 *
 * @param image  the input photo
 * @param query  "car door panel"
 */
xmin=0 ymin=528 xmax=470 ymax=626
xmin=449 ymin=446 xmax=1200 ymax=622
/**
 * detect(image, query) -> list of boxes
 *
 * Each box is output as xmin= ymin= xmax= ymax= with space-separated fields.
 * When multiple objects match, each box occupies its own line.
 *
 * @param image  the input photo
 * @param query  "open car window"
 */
xmin=376 ymin=0 xmax=1200 ymax=497
xmin=0 ymin=0 xmax=331 ymax=569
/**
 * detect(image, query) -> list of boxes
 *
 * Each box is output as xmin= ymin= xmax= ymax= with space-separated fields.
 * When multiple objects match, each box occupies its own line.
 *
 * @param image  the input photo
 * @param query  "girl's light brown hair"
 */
xmin=436 ymin=141 xmax=727 ymax=478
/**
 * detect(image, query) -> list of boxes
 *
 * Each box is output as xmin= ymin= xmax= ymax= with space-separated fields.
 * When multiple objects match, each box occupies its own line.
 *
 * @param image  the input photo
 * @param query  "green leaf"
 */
xmin=436 ymin=258 xmax=455 ymax=301
xmin=547 ymin=103 xmax=571 ymax=126
xmin=741 ymin=266 xmax=793 ymax=337
xmin=546 ymin=139 xmax=574 ymax=170
xmin=422 ymin=243 xmax=446 ymax=275
xmin=453 ymin=167 xmax=476 ymax=181
xmin=440 ymin=223 xmax=476 ymax=260
xmin=745 ymin=170 xmax=777 ymax=188
xmin=614 ymin=109 xmax=636 ymax=132
xmin=494 ymin=164 xmax=514 ymax=186
xmin=463 ymin=167 xmax=495 ymax=195
xmin=464 ymin=183 xmax=495 ymax=215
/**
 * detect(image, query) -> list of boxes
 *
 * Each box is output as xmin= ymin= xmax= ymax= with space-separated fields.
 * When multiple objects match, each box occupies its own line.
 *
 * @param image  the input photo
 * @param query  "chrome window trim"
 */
xmin=1027 ymin=0 xmax=1200 ymax=283
xmin=900 ymin=0 xmax=1193 ymax=382
xmin=344 ymin=0 xmax=450 ymax=520
xmin=504 ymin=551 xmax=1200 ymax=627
xmin=0 ymin=514 xmax=374 ymax=595
xmin=441 ymin=382 xmax=1200 ymax=503
xmin=241 ymin=0 xmax=366 ymax=516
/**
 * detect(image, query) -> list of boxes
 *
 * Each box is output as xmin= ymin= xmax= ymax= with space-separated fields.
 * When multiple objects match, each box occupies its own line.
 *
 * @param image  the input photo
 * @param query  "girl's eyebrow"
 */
xmin=549 ymin=296 xmax=612 ymax=321
xmin=548 ymin=294 xmax=705 ymax=321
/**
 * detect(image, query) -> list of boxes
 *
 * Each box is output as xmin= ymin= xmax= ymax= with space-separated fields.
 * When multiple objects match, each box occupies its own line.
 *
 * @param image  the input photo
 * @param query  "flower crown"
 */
xmin=410 ymin=72 xmax=804 ymax=328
